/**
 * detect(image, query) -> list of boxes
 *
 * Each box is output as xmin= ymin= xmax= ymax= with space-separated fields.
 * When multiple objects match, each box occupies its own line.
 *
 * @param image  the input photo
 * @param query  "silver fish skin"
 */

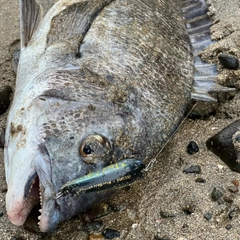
xmin=4 ymin=0 xmax=193 ymax=232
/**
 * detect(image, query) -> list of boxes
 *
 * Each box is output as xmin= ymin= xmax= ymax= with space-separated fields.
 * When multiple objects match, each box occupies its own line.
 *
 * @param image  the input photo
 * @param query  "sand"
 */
xmin=0 ymin=0 xmax=240 ymax=239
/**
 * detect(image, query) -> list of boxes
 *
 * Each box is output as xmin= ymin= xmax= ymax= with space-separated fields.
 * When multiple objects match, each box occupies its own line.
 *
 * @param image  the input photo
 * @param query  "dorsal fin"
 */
xmin=20 ymin=0 xmax=43 ymax=47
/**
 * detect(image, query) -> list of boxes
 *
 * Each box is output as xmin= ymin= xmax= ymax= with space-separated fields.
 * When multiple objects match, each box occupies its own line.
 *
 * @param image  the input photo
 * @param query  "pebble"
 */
xmin=154 ymin=236 xmax=171 ymax=240
xmin=211 ymin=188 xmax=224 ymax=201
xmin=183 ymin=165 xmax=201 ymax=174
xmin=0 ymin=130 xmax=4 ymax=148
xmin=227 ymin=186 xmax=239 ymax=193
xmin=0 ymin=212 xmax=3 ymax=217
xmin=83 ymin=203 xmax=112 ymax=222
xmin=223 ymin=194 xmax=234 ymax=204
xmin=132 ymin=223 xmax=138 ymax=228
xmin=102 ymin=229 xmax=120 ymax=239
xmin=204 ymin=212 xmax=212 ymax=221
xmin=0 ymin=85 xmax=12 ymax=115
xmin=186 ymin=141 xmax=199 ymax=154
xmin=10 ymin=237 xmax=24 ymax=240
xmin=83 ymin=221 xmax=105 ymax=233
xmin=182 ymin=205 xmax=194 ymax=215
xmin=218 ymin=53 xmax=239 ymax=70
xmin=232 ymin=179 xmax=239 ymax=187
xmin=160 ymin=211 xmax=175 ymax=218
xmin=89 ymin=234 xmax=105 ymax=240
xmin=225 ymin=224 xmax=232 ymax=230
xmin=195 ymin=178 xmax=206 ymax=183
xmin=228 ymin=207 xmax=239 ymax=219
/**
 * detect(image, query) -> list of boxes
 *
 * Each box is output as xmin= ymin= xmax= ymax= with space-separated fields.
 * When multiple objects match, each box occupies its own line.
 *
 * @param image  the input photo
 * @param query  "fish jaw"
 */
xmin=5 ymin=146 xmax=39 ymax=226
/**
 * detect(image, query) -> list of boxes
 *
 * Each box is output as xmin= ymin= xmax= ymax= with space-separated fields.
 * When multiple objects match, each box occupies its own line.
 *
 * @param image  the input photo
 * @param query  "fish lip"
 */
xmin=21 ymin=170 xmax=60 ymax=232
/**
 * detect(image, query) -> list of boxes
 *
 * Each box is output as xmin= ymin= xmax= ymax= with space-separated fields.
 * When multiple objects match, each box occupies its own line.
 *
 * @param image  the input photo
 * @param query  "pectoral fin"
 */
xmin=20 ymin=0 xmax=43 ymax=47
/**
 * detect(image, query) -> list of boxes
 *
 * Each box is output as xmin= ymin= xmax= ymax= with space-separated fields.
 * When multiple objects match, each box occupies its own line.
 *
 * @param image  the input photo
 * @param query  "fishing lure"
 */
xmin=55 ymin=159 xmax=145 ymax=199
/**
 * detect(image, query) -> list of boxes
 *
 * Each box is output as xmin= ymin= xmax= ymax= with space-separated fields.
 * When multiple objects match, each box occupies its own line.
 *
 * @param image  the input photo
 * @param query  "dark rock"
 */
xmin=10 ymin=237 xmax=25 ymax=240
xmin=103 ymin=229 xmax=120 ymax=239
xmin=226 ymin=224 xmax=232 ymax=230
xmin=0 ymin=85 xmax=12 ymax=115
xmin=206 ymin=120 xmax=240 ymax=173
xmin=211 ymin=188 xmax=224 ymax=201
xmin=160 ymin=211 xmax=175 ymax=218
xmin=0 ymin=212 xmax=3 ymax=217
xmin=182 ymin=205 xmax=194 ymax=215
xmin=154 ymin=236 xmax=171 ymax=240
xmin=224 ymin=194 xmax=234 ymax=204
xmin=204 ymin=212 xmax=212 ymax=221
xmin=186 ymin=141 xmax=199 ymax=154
xmin=228 ymin=207 xmax=239 ymax=219
xmin=218 ymin=53 xmax=239 ymax=70
xmin=183 ymin=165 xmax=201 ymax=174
xmin=0 ymin=130 xmax=4 ymax=148
xmin=195 ymin=177 xmax=206 ymax=183
xmin=227 ymin=186 xmax=239 ymax=193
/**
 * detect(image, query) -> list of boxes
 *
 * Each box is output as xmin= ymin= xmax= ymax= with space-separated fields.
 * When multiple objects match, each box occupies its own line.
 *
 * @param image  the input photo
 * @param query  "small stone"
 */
xmin=154 ymin=236 xmax=171 ymax=240
xmin=228 ymin=207 xmax=239 ymax=219
xmin=182 ymin=205 xmax=194 ymax=215
xmin=102 ymin=229 xmax=120 ymax=239
xmin=232 ymin=179 xmax=239 ymax=187
xmin=195 ymin=178 xmax=206 ymax=183
xmin=183 ymin=165 xmax=201 ymax=174
xmin=89 ymin=234 xmax=105 ymax=240
xmin=160 ymin=211 xmax=175 ymax=218
xmin=224 ymin=194 xmax=234 ymax=204
xmin=211 ymin=188 xmax=223 ymax=201
xmin=204 ymin=212 xmax=212 ymax=221
xmin=0 ymin=212 xmax=3 ymax=217
xmin=132 ymin=223 xmax=138 ymax=228
xmin=186 ymin=141 xmax=199 ymax=154
xmin=218 ymin=53 xmax=239 ymax=70
xmin=83 ymin=203 xmax=112 ymax=222
xmin=0 ymin=85 xmax=12 ymax=115
xmin=10 ymin=237 xmax=24 ymax=240
xmin=217 ymin=165 xmax=224 ymax=171
xmin=83 ymin=221 xmax=104 ymax=233
xmin=226 ymin=224 xmax=232 ymax=230
xmin=227 ymin=186 xmax=239 ymax=193
xmin=0 ymin=130 xmax=5 ymax=148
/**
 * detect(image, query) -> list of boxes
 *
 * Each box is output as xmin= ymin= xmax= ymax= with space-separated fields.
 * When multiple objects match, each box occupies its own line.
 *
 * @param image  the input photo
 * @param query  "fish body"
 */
xmin=4 ymin=0 xmax=218 ymax=232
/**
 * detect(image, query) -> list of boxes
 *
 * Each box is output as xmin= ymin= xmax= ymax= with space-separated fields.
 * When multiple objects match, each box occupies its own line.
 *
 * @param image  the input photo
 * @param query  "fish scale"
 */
xmin=4 ymin=0 xmax=233 ymax=232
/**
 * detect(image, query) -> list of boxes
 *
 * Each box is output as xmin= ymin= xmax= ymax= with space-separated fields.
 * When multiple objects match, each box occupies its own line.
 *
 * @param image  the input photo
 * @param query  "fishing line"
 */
xmin=144 ymin=102 xmax=198 ymax=171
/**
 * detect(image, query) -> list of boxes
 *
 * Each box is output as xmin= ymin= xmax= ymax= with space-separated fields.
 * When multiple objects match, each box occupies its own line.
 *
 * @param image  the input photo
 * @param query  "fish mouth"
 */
xmin=6 ymin=159 xmax=145 ymax=232
xmin=7 ymin=171 xmax=59 ymax=232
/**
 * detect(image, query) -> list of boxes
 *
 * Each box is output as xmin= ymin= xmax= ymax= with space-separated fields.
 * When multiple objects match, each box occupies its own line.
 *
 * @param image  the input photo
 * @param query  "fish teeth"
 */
xmin=39 ymin=209 xmax=42 ymax=213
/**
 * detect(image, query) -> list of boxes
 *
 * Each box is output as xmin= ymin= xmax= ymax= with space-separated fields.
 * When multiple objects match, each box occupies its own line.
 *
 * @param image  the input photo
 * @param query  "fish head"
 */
xmin=4 ymin=68 xmax=144 ymax=232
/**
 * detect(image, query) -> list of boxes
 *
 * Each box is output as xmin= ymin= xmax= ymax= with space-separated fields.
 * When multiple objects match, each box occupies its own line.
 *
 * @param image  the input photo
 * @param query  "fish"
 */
xmin=4 ymin=0 xmax=233 ymax=232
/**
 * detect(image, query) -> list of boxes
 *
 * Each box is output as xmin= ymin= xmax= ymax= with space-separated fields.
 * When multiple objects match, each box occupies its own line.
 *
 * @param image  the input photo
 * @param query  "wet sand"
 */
xmin=1 ymin=0 xmax=240 ymax=239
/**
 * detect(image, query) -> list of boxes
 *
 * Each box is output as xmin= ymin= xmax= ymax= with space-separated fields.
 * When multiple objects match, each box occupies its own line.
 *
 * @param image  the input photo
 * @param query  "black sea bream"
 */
xmin=4 ymin=0 xmax=228 ymax=232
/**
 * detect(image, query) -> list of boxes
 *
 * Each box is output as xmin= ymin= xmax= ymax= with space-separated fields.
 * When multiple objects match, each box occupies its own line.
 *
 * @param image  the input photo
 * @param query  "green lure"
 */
xmin=55 ymin=159 xmax=145 ymax=199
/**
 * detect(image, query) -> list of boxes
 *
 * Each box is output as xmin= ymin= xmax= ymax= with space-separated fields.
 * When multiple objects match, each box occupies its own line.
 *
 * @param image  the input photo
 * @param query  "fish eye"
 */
xmin=79 ymin=134 xmax=112 ymax=164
